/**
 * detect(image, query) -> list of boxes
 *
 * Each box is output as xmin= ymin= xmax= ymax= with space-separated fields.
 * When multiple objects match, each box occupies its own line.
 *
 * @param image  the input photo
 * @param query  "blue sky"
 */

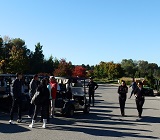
xmin=1 ymin=0 xmax=160 ymax=66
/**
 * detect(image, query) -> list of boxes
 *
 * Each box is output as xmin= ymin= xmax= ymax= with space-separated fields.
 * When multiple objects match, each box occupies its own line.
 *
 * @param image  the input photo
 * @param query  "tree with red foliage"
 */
xmin=72 ymin=66 xmax=86 ymax=78
xmin=54 ymin=59 xmax=73 ymax=77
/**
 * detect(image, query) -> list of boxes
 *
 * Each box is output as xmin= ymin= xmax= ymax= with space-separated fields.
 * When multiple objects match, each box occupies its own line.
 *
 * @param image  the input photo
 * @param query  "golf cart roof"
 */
xmin=55 ymin=76 xmax=86 ymax=80
xmin=55 ymin=76 xmax=86 ymax=84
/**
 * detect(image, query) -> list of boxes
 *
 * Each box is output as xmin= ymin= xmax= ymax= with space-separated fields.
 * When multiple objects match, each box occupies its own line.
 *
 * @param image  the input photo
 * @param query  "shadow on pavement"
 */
xmin=0 ymin=123 xmax=30 ymax=133
xmin=45 ymin=105 xmax=160 ymax=139
xmin=136 ymin=116 xmax=160 ymax=123
xmin=49 ymin=112 xmax=159 ymax=139
xmin=52 ymin=125 xmax=159 ymax=139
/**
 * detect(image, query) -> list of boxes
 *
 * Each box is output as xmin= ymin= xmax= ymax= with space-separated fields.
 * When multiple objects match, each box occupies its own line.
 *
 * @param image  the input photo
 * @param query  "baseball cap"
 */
xmin=49 ymin=76 xmax=55 ymax=80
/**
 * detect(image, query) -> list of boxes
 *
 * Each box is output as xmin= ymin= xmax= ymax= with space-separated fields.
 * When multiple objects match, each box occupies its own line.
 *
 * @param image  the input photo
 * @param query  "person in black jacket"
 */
xmin=29 ymin=78 xmax=50 ymax=128
xmin=134 ymin=81 xmax=145 ymax=118
xmin=28 ymin=74 xmax=39 ymax=118
xmin=87 ymin=77 xmax=98 ymax=107
xmin=9 ymin=72 xmax=23 ymax=124
xmin=118 ymin=80 xmax=128 ymax=116
xmin=128 ymin=78 xmax=137 ymax=99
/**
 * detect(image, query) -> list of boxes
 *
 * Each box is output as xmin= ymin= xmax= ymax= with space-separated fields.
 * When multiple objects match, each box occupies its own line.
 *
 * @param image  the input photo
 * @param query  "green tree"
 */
xmin=86 ymin=70 xmax=94 ymax=78
xmin=0 ymin=60 xmax=6 ymax=73
xmin=3 ymin=36 xmax=13 ymax=60
xmin=30 ymin=42 xmax=44 ymax=74
xmin=147 ymin=63 xmax=158 ymax=76
xmin=12 ymin=38 xmax=25 ymax=49
xmin=0 ymin=37 xmax=3 ymax=60
xmin=8 ymin=46 xmax=28 ymax=73
xmin=137 ymin=60 xmax=149 ymax=77
xmin=99 ymin=61 xmax=108 ymax=78
xmin=5 ymin=38 xmax=31 ymax=73
xmin=42 ymin=55 xmax=54 ymax=74
xmin=93 ymin=65 xmax=100 ymax=78
xmin=153 ymin=68 xmax=160 ymax=79
xmin=93 ymin=62 xmax=108 ymax=79
xmin=108 ymin=62 xmax=123 ymax=79
xmin=121 ymin=59 xmax=137 ymax=77
xmin=53 ymin=57 xmax=60 ymax=72
xmin=82 ymin=64 xmax=94 ymax=71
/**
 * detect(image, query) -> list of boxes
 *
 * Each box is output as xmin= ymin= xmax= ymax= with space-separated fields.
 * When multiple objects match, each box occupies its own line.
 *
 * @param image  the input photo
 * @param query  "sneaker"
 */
xmin=121 ymin=112 xmax=125 ymax=116
xmin=17 ymin=119 xmax=22 ymax=123
xmin=50 ymin=115 xmax=53 ymax=118
xmin=29 ymin=123 xmax=33 ymax=128
xmin=138 ymin=115 xmax=142 ymax=118
xmin=9 ymin=120 xmax=15 ymax=124
xmin=42 ymin=124 xmax=46 ymax=129
xmin=28 ymin=115 xmax=32 ymax=118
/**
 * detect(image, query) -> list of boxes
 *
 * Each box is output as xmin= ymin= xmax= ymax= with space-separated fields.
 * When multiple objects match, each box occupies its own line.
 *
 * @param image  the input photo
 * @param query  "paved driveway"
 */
xmin=0 ymin=84 xmax=160 ymax=140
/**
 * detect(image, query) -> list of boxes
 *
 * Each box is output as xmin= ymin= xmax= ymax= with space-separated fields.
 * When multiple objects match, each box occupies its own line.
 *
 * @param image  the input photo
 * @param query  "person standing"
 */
xmin=128 ymin=78 xmax=137 ymax=99
xmin=49 ymin=76 xmax=57 ymax=118
xmin=9 ymin=72 xmax=23 ymax=124
xmin=45 ymin=77 xmax=51 ymax=122
xmin=29 ymin=78 xmax=50 ymax=128
xmin=28 ymin=74 xmax=39 ymax=118
xmin=87 ymin=77 xmax=98 ymax=107
xmin=134 ymin=81 xmax=145 ymax=118
xmin=118 ymin=80 xmax=128 ymax=116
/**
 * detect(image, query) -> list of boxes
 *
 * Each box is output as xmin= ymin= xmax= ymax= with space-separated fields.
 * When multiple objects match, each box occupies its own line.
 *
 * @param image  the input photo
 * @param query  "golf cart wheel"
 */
xmin=66 ymin=106 xmax=74 ymax=117
xmin=84 ymin=105 xmax=90 ymax=114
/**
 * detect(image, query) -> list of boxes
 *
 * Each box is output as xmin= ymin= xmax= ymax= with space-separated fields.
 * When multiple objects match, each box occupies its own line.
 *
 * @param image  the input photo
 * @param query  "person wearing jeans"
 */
xmin=49 ymin=76 xmax=57 ymax=118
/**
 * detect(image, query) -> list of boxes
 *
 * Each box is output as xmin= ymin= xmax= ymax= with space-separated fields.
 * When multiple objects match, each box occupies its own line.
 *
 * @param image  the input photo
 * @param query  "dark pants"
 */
xmin=10 ymin=97 xmax=22 ymax=120
xmin=28 ymin=103 xmax=35 ymax=116
xmin=89 ymin=92 xmax=95 ymax=106
xmin=129 ymin=90 xmax=134 ymax=98
xmin=32 ymin=104 xmax=48 ymax=120
xmin=41 ymin=100 xmax=50 ymax=122
xmin=119 ymin=95 xmax=126 ymax=115
xmin=136 ymin=98 xmax=145 ymax=117
xmin=129 ymin=89 xmax=135 ymax=98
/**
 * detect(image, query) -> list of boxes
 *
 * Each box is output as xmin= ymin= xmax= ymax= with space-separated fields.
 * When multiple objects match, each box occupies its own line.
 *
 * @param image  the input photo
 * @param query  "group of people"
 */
xmin=8 ymin=73 xmax=99 ymax=128
xmin=7 ymin=72 xmax=146 ymax=129
xmin=118 ymin=79 xmax=145 ymax=118
xmin=9 ymin=73 xmax=58 ymax=129
xmin=7 ymin=72 xmax=145 ymax=128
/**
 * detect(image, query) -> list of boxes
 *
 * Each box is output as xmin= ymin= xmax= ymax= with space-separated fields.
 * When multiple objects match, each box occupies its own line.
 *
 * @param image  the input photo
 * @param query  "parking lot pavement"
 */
xmin=0 ymin=84 xmax=160 ymax=140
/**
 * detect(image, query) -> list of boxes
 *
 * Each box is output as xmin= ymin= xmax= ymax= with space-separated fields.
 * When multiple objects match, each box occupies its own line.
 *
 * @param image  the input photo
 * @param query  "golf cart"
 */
xmin=54 ymin=77 xmax=90 ymax=117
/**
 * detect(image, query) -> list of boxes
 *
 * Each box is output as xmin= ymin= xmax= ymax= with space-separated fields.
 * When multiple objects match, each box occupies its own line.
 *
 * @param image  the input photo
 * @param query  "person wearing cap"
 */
xmin=87 ymin=77 xmax=98 ymax=106
xmin=9 ymin=72 xmax=23 ymax=124
xmin=49 ymin=76 xmax=57 ymax=118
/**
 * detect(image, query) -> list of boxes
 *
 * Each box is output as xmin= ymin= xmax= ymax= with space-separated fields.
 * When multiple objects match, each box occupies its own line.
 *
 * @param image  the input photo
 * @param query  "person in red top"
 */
xmin=49 ymin=76 xmax=57 ymax=118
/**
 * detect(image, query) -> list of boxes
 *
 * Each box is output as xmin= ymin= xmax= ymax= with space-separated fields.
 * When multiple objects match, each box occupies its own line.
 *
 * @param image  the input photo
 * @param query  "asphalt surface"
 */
xmin=0 ymin=84 xmax=160 ymax=140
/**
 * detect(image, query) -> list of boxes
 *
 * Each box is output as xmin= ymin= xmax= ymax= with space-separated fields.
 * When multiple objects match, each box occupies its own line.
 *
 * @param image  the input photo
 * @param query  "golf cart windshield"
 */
xmin=55 ymin=77 xmax=86 ymax=95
